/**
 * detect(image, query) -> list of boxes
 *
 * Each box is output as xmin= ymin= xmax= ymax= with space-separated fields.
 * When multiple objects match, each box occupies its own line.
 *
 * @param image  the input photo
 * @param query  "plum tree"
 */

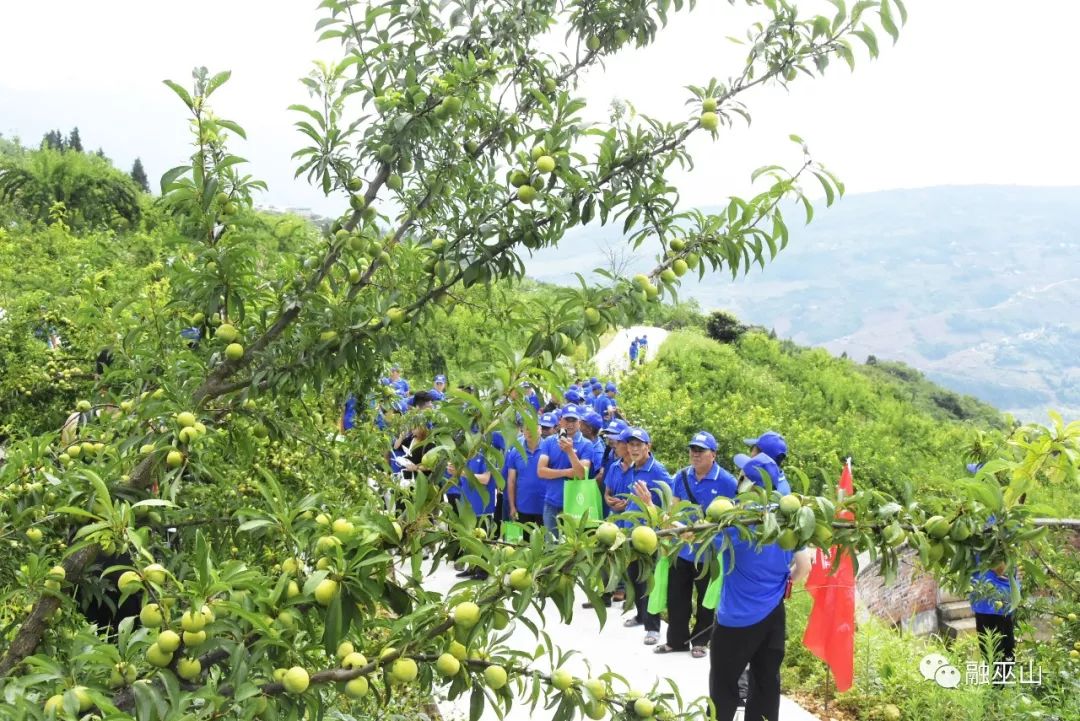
xmin=23 ymin=4 xmax=1079 ymax=721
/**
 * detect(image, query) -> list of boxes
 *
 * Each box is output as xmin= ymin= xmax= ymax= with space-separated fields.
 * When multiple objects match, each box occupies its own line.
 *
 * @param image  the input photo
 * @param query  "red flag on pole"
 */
xmin=802 ymin=459 xmax=856 ymax=692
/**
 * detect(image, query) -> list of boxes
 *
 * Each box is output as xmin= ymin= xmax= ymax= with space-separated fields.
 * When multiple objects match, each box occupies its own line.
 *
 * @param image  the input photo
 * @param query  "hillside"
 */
xmin=528 ymin=185 xmax=1080 ymax=422
xmin=616 ymin=329 xmax=1004 ymax=500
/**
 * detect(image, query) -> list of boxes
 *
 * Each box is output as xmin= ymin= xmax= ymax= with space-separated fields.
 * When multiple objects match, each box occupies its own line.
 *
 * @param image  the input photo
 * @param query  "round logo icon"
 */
xmin=919 ymin=653 xmax=949 ymax=681
xmin=934 ymin=664 xmax=962 ymax=689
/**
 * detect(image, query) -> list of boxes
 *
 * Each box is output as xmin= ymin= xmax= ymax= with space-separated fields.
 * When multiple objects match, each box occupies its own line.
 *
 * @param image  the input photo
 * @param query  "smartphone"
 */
xmin=559 ymin=428 xmax=568 ymax=439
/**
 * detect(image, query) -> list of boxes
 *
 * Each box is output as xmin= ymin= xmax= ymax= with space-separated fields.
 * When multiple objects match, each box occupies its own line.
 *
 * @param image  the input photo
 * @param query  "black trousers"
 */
xmin=975 ymin=612 xmax=1015 ymax=663
xmin=667 ymin=556 xmax=713 ymax=649
xmin=628 ymin=561 xmax=661 ymax=632
xmin=515 ymin=512 xmax=544 ymax=542
xmin=709 ymin=602 xmax=785 ymax=721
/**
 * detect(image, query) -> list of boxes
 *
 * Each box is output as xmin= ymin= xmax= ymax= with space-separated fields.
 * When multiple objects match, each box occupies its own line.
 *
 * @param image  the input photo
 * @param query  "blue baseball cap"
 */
xmin=539 ymin=413 xmax=558 ymax=428
xmin=688 ymin=431 xmax=717 ymax=451
xmin=582 ymin=411 xmax=605 ymax=430
xmin=564 ymin=389 xmax=585 ymax=404
xmin=605 ymin=382 xmax=617 ymax=393
xmin=966 ymin=462 xmax=984 ymax=474
xmin=625 ymin=427 xmax=651 ymax=444
xmin=602 ymin=419 xmax=629 ymax=437
xmin=591 ymin=382 xmax=603 ymax=392
xmin=561 ymin=404 xmax=582 ymax=420
xmin=434 ymin=374 xmax=447 ymax=384
xmin=735 ymin=453 xmax=782 ymax=489
xmin=744 ymin=431 xmax=787 ymax=459
xmin=390 ymin=364 xmax=402 ymax=371
xmin=589 ymin=377 xmax=599 ymax=384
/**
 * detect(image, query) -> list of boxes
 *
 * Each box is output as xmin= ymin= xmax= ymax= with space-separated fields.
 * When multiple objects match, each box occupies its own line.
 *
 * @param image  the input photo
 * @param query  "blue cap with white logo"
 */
xmin=539 ymin=413 xmax=558 ymax=428
xmin=582 ymin=411 xmax=605 ymax=430
xmin=434 ymin=374 xmax=447 ymax=384
xmin=688 ymin=431 xmax=717 ymax=451
xmin=602 ymin=419 xmax=629 ymax=436
xmin=744 ymin=431 xmax=787 ymax=460
xmin=605 ymin=382 xmax=617 ymax=393
xmin=624 ymin=427 xmax=651 ymax=444
xmin=561 ymin=404 xmax=582 ymax=420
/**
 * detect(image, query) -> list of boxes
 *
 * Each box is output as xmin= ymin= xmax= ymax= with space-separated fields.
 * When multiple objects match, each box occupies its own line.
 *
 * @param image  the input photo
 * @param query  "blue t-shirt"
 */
xmin=526 ymin=393 xmax=541 ymax=412
xmin=969 ymin=517 xmax=1018 ymax=616
xmin=605 ymin=456 xmax=671 ymax=529
xmin=715 ymin=474 xmax=793 ymax=627
xmin=629 ymin=341 xmax=638 ymax=359
xmin=505 ymin=437 xmax=545 ymax=515
xmin=381 ymin=378 xmax=409 ymax=396
xmin=342 ymin=395 xmax=359 ymax=430
xmin=457 ymin=455 xmax=495 ymax=516
xmin=670 ymin=463 xmax=738 ymax=563
xmin=539 ymin=432 xmax=593 ymax=509
xmin=585 ymin=437 xmax=605 ymax=479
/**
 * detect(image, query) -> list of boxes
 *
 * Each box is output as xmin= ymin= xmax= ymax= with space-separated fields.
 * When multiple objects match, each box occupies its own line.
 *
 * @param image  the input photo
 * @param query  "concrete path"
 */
xmin=428 ymin=561 xmax=820 ymax=721
xmin=591 ymin=325 xmax=670 ymax=377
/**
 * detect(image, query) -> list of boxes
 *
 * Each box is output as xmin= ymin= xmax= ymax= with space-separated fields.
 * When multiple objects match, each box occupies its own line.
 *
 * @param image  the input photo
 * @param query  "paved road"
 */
xmin=591 ymin=325 xmax=669 ymax=377
xmin=428 ymin=560 xmax=820 ymax=721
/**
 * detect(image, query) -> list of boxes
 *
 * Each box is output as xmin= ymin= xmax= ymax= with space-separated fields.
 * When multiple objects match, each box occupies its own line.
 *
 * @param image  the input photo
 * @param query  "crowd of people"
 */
xmin=341 ymin=363 xmax=813 ymax=721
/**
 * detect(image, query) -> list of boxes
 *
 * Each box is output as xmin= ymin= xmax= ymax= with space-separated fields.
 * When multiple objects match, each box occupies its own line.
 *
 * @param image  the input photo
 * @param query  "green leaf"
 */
xmin=853 ymin=29 xmax=879 ymax=58
xmin=159 ymin=165 xmax=190 ymax=194
xmin=879 ymin=0 xmax=900 ymax=43
xmin=204 ymin=70 xmax=232 ymax=98
xmin=162 ymin=80 xmax=194 ymax=111
xmin=216 ymin=119 xmax=248 ymax=140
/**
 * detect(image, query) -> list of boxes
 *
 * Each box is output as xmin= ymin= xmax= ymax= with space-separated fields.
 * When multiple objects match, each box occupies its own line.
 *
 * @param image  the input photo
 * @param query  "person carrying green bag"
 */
xmin=622 ymin=427 xmax=672 ymax=646
xmin=636 ymin=431 xmax=737 ymax=658
xmin=537 ymin=404 xmax=593 ymax=540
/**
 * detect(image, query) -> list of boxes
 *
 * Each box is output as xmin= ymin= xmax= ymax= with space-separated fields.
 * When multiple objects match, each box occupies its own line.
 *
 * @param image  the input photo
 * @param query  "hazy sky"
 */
xmin=2 ymin=1 xmax=1077 ymax=217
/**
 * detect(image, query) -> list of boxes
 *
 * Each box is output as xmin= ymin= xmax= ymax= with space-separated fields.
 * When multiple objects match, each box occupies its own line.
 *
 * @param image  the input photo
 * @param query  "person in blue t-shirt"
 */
xmin=382 ymin=365 xmax=410 ymax=397
xmin=708 ymin=453 xmax=811 ymax=721
xmin=580 ymin=411 xmax=606 ymax=477
xmin=519 ymin=382 xmax=542 ymax=413
xmin=537 ymin=404 xmax=592 ymax=540
xmin=587 ymin=382 xmax=605 ymax=412
xmin=429 ymin=374 xmax=448 ymax=401
xmin=621 ymin=428 xmax=672 ymax=645
xmin=506 ymin=423 xmax=546 ymax=538
xmin=595 ymin=418 xmax=629 ymax=491
xmin=628 ymin=338 xmax=639 ymax=365
xmin=641 ymin=431 xmax=738 ymax=657
xmin=965 ymin=463 xmax=1018 ymax=665
xmin=603 ymin=382 xmax=619 ymax=420
xmin=450 ymin=453 xmax=494 ymax=579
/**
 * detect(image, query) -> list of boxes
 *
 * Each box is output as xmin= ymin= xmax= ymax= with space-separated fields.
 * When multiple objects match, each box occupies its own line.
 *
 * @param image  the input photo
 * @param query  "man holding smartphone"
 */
xmin=537 ymin=404 xmax=592 ymax=540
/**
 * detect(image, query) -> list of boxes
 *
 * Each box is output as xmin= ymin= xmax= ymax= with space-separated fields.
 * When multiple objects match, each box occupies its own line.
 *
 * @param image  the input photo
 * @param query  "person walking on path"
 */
xmin=621 ymin=427 xmax=671 ymax=645
xmin=505 ymin=424 xmax=546 ymax=538
xmin=649 ymin=431 xmax=737 ymax=658
xmin=709 ymin=453 xmax=811 ymax=721
xmin=965 ymin=463 xmax=1019 ymax=668
xmin=537 ymin=404 xmax=592 ymax=540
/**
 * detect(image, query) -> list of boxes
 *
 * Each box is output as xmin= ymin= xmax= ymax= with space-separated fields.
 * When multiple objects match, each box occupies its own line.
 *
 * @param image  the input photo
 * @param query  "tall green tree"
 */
xmin=130 ymin=157 xmax=150 ymax=193
xmin=40 ymin=130 xmax=64 ymax=151
xmin=0 ymin=148 xmax=141 ymax=230
xmin=67 ymin=127 xmax=83 ymax=153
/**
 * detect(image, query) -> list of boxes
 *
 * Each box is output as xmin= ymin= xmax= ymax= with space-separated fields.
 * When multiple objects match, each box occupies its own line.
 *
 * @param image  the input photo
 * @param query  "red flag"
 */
xmin=802 ymin=460 xmax=856 ymax=692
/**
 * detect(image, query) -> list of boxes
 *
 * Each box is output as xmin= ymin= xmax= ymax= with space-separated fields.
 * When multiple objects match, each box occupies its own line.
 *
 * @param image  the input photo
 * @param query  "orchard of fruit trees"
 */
xmin=2 ymin=1 xmax=1079 ymax=721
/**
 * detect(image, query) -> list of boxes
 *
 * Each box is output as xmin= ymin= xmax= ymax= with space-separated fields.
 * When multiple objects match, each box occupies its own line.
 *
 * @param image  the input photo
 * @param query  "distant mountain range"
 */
xmin=528 ymin=185 xmax=1080 ymax=422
